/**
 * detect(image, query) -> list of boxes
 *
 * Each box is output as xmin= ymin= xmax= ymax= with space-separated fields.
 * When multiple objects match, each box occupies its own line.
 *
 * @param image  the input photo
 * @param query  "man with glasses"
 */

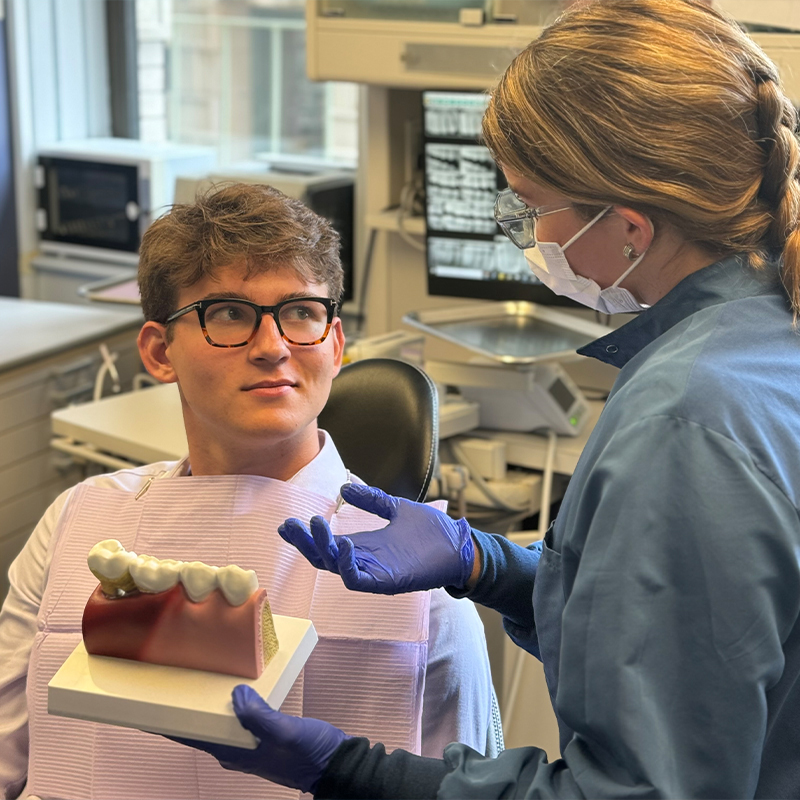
xmin=0 ymin=183 xmax=496 ymax=800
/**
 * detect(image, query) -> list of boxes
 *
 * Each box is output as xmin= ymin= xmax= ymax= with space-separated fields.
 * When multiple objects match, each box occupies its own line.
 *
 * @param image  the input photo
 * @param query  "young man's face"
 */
xmin=138 ymin=260 xmax=345 ymax=477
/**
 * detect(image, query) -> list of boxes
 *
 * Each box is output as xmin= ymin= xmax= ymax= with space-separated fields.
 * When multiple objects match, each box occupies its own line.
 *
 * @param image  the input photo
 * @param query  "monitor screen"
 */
xmin=422 ymin=90 xmax=577 ymax=307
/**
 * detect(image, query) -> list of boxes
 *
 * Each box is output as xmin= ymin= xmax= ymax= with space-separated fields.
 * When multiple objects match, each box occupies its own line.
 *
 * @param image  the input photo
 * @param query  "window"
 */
xmin=136 ymin=0 xmax=359 ymax=167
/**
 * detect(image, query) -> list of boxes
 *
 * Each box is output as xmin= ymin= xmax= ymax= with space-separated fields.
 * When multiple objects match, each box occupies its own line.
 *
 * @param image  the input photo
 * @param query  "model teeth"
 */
xmin=180 ymin=562 xmax=219 ymax=602
xmin=88 ymin=539 xmax=138 ymax=596
xmin=86 ymin=542 xmax=258 ymax=605
xmin=217 ymin=565 xmax=259 ymax=606
xmin=130 ymin=555 xmax=182 ymax=594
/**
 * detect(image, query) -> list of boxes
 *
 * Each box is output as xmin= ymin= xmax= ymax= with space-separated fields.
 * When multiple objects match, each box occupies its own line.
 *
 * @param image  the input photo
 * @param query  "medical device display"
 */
xmin=426 ymin=359 xmax=589 ymax=436
xmin=83 ymin=539 xmax=279 ymax=678
xmin=422 ymin=90 xmax=577 ymax=307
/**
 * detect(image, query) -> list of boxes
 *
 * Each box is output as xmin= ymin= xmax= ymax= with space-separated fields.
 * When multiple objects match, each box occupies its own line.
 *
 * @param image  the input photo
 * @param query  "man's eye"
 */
xmin=284 ymin=305 xmax=313 ymax=321
xmin=208 ymin=303 xmax=246 ymax=322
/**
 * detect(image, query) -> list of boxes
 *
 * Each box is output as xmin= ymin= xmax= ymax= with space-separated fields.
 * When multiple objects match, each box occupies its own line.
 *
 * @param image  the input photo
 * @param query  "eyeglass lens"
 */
xmin=500 ymin=218 xmax=535 ymax=248
xmin=495 ymin=189 xmax=528 ymax=216
xmin=203 ymin=299 xmax=330 ymax=345
xmin=494 ymin=190 xmax=536 ymax=248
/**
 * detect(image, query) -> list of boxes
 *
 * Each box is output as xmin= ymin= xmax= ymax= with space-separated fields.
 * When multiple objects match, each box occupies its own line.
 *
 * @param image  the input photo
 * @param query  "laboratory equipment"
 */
xmin=36 ymin=138 xmax=217 ymax=266
xmin=426 ymin=358 xmax=588 ymax=436
xmin=405 ymin=301 xmax=607 ymax=435
xmin=404 ymin=300 xmax=608 ymax=364
xmin=174 ymin=167 xmax=355 ymax=301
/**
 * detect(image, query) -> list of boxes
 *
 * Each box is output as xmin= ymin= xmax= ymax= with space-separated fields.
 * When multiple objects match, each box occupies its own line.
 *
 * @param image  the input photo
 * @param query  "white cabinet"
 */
xmin=0 ymin=299 xmax=143 ymax=603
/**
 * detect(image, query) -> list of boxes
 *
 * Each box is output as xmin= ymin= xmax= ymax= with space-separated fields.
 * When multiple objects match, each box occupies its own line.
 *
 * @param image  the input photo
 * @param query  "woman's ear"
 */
xmin=137 ymin=322 xmax=178 ymax=384
xmin=612 ymin=206 xmax=655 ymax=255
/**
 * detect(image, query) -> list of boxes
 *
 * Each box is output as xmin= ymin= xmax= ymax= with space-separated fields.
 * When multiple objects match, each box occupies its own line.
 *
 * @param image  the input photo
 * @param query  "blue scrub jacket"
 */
xmin=444 ymin=253 xmax=800 ymax=799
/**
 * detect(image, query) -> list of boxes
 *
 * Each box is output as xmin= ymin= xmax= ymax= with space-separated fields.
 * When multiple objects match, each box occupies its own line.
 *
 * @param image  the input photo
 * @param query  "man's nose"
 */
xmin=248 ymin=313 xmax=291 ymax=360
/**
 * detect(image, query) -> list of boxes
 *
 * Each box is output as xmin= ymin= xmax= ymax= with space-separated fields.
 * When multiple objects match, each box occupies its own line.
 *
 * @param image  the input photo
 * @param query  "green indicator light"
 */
xmin=570 ymin=416 xmax=578 ymax=426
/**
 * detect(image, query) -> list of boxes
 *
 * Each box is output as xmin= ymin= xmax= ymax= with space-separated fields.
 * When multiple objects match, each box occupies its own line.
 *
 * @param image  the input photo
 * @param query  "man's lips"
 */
xmin=243 ymin=379 xmax=297 ymax=390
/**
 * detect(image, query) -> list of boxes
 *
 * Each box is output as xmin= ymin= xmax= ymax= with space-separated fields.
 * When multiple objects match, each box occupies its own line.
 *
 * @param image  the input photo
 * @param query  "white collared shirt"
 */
xmin=0 ymin=432 xmax=493 ymax=799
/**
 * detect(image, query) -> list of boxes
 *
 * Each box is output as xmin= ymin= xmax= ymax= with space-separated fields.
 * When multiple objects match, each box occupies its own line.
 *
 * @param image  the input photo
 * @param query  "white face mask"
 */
xmin=524 ymin=207 xmax=650 ymax=314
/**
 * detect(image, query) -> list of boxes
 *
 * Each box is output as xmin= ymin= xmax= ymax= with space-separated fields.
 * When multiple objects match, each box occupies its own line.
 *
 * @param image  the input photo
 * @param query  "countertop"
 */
xmin=51 ymin=383 xmax=187 ymax=463
xmin=0 ymin=297 xmax=142 ymax=374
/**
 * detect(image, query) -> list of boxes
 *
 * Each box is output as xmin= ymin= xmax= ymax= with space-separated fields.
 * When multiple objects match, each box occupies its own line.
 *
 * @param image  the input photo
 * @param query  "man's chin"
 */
xmin=235 ymin=417 xmax=321 ymax=448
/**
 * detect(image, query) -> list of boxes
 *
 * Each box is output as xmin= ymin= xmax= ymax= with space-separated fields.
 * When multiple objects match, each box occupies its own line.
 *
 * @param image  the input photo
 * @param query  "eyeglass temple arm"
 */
xmin=164 ymin=303 xmax=201 ymax=324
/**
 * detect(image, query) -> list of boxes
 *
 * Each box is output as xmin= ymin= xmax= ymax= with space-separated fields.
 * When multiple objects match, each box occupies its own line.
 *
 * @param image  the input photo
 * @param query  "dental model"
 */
xmin=82 ymin=539 xmax=279 ymax=679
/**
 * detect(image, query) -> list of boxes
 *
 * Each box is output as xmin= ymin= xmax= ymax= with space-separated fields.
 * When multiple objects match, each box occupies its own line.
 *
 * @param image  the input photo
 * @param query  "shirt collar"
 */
xmin=175 ymin=430 xmax=349 ymax=502
xmin=287 ymin=429 xmax=350 ymax=500
xmin=578 ymin=254 xmax=785 ymax=368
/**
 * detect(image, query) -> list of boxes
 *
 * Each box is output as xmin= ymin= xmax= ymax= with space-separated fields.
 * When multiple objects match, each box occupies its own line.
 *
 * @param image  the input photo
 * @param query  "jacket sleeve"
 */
xmin=321 ymin=415 xmax=800 ymax=799
xmin=0 ymin=490 xmax=71 ymax=800
xmin=451 ymin=532 xmax=543 ymax=657
xmin=440 ymin=415 xmax=800 ymax=799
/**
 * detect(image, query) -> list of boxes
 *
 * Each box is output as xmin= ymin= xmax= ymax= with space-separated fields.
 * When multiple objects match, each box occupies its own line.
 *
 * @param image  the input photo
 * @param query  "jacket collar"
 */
xmin=578 ymin=254 xmax=785 ymax=368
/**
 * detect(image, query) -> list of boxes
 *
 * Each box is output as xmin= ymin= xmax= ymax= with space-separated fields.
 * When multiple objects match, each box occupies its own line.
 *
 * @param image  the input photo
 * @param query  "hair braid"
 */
xmin=751 ymin=74 xmax=800 ymax=312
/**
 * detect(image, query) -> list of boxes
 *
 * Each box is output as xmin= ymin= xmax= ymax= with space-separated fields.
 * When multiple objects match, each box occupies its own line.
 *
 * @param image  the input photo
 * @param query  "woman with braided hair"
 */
xmin=174 ymin=1 xmax=800 ymax=797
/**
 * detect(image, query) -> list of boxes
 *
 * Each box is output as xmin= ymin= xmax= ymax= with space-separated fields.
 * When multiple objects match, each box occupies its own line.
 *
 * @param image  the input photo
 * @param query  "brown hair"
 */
xmin=138 ymin=182 xmax=344 ymax=324
xmin=483 ymin=0 xmax=800 ymax=314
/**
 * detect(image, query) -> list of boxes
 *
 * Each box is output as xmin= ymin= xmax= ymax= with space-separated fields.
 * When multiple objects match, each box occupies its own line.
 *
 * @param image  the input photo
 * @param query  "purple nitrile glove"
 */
xmin=168 ymin=685 xmax=349 ymax=794
xmin=278 ymin=482 xmax=475 ymax=594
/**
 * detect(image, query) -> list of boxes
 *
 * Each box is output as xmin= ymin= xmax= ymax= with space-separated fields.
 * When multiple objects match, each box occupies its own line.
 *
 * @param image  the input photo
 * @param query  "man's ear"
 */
xmin=330 ymin=317 xmax=346 ymax=379
xmin=137 ymin=322 xmax=178 ymax=384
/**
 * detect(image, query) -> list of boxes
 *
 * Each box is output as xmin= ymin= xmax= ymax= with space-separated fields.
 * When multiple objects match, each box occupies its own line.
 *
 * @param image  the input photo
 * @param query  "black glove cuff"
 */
xmin=315 ymin=737 xmax=449 ymax=799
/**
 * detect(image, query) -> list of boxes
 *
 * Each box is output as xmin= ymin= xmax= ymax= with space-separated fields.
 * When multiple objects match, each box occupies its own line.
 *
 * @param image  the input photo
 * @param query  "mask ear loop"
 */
xmin=561 ymin=206 xmax=612 ymax=250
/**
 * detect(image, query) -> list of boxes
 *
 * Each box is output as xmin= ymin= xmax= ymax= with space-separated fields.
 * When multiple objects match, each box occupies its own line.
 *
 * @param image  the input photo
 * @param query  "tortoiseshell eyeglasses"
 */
xmin=165 ymin=297 xmax=338 ymax=347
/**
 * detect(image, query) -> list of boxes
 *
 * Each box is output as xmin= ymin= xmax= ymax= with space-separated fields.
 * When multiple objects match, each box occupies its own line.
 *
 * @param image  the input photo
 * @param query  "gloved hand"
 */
xmin=278 ymin=482 xmax=475 ymax=594
xmin=169 ymin=684 xmax=349 ymax=794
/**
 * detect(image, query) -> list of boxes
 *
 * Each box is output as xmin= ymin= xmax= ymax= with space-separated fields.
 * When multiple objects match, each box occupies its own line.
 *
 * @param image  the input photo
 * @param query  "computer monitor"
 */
xmin=422 ymin=89 xmax=577 ymax=307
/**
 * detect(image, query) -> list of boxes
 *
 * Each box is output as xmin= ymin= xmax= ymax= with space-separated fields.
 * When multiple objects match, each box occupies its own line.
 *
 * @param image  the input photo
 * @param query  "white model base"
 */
xmin=47 ymin=614 xmax=317 ymax=749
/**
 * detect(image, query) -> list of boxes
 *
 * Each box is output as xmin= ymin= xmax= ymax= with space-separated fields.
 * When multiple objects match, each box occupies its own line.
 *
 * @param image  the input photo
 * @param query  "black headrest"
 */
xmin=318 ymin=358 xmax=438 ymax=502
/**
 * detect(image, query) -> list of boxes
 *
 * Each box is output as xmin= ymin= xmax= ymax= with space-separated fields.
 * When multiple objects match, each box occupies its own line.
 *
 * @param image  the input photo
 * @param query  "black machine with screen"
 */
xmin=38 ymin=157 xmax=140 ymax=252
xmin=422 ymin=90 xmax=577 ymax=307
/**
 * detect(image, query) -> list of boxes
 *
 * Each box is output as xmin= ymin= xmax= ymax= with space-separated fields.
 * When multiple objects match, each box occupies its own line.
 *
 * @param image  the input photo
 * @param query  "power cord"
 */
xmin=538 ymin=431 xmax=558 ymax=536
xmin=396 ymin=179 xmax=426 ymax=253
xmin=355 ymin=227 xmax=378 ymax=333
xmin=504 ymin=430 xmax=558 ymax=730
xmin=93 ymin=343 xmax=121 ymax=402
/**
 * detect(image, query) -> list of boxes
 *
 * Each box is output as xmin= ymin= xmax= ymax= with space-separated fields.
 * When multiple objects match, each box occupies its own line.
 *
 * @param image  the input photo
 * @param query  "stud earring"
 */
xmin=623 ymin=243 xmax=640 ymax=260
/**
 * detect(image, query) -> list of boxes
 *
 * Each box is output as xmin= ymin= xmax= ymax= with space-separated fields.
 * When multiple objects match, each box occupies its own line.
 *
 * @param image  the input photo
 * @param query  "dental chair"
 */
xmin=318 ymin=357 xmax=505 ymax=756
xmin=318 ymin=357 xmax=438 ymax=502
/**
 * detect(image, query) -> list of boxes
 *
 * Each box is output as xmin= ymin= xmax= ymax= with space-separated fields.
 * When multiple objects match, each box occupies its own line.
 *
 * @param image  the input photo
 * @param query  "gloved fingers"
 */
xmin=231 ymin=685 xmax=285 ymax=740
xmin=278 ymin=518 xmax=326 ymax=571
xmin=163 ymin=734 xmax=253 ymax=766
xmin=309 ymin=515 xmax=341 ymax=574
xmin=340 ymin=483 xmax=400 ymax=521
xmin=337 ymin=536 xmax=380 ymax=593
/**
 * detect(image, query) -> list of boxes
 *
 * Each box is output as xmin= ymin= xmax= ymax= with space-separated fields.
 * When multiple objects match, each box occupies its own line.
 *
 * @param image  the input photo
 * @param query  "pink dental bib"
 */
xmin=27 ymin=474 xmax=433 ymax=800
